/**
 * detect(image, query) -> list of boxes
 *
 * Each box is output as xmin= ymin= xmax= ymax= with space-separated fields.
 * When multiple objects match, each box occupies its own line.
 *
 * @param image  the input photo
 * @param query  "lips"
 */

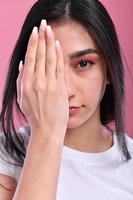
xmin=69 ymin=106 xmax=81 ymax=115
xmin=69 ymin=106 xmax=80 ymax=109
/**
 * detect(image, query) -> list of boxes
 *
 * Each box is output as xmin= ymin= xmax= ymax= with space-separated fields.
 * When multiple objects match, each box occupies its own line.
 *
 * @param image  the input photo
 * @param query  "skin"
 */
xmin=0 ymin=19 xmax=114 ymax=200
xmin=50 ymin=21 xmax=113 ymax=153
xmin=17 ymin=19 xmax=113 ymax=154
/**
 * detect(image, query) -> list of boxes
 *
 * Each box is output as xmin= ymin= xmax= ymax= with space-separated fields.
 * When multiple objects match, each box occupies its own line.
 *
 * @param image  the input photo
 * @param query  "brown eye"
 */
xmin=76 ymin=60 xmax=94 ymax=70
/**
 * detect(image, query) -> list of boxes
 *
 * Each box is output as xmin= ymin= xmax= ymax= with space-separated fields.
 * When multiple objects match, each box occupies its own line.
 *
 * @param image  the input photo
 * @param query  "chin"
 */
xmin=67 ymin=116 xmax=89 ymax=129
xmin=66 ymin=108 xmax=97 ymax=129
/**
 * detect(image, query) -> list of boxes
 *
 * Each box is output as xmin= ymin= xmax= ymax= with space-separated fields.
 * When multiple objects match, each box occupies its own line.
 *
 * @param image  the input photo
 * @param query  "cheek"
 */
xmin=81 ymin=70 xmax=105 ymax=104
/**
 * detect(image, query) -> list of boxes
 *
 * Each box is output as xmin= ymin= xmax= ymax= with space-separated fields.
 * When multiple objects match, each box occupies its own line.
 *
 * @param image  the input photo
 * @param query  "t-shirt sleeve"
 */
xmin=125 ymin=134 xmax=133 ymax=160
xmin=0 ymin=125 xmax=30 ymax=183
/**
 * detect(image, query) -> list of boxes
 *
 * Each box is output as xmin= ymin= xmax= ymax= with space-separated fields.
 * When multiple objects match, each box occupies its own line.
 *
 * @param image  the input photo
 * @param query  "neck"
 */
xmin=64 ymin=109 xmax=113 ymax=153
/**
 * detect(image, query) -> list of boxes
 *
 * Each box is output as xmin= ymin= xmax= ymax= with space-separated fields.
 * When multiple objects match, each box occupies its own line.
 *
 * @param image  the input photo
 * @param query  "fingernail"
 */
xmin=32 ymin=27 xmax=38 ymax=38
xmin=40 ymin=19 xmax=47 ymax=30
xmin=19 ymin=60 xmax=23 ymax=72
xmin=47 ymin=25 xmax=52 ymax=33
xmin=56 ymin=40 xmax=60 ymax=47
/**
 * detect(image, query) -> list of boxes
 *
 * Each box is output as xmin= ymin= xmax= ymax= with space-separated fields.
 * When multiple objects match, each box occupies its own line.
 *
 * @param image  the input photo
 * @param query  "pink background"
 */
xmin=0 ymin=1 xmax=133 ymax=137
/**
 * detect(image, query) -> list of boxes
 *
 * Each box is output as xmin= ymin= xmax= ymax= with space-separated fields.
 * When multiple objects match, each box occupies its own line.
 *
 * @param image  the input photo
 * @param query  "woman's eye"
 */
xmin=76 ymin=60 xmax=94 ymax=70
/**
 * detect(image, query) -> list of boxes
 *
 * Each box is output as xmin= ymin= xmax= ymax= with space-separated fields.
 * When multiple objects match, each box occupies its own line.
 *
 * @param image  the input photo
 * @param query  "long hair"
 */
xmin=0 ymin=0 xmax=131 ymax=166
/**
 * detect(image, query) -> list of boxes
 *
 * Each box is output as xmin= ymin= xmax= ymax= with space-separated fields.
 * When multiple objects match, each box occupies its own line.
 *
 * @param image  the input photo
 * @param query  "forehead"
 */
xmin=50 ymin=21 xmax=98 ymax=58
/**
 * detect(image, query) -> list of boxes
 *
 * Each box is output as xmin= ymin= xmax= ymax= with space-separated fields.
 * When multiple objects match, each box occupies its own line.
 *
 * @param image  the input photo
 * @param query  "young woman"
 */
xmin=0 ymin=0 xmax=133 ymax=199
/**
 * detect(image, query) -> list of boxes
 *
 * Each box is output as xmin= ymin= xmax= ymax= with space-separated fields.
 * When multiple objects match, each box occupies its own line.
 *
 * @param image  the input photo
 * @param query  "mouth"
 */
xmin=69 ymin=106 xmax=81 ymax=115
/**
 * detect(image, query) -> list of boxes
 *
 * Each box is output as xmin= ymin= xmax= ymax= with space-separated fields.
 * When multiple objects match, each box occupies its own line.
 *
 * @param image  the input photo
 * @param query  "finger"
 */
xmin=35 ymin=19 xmax=47 ymax=77
xmin=24 ymin=27 xmax=38 ymax=76
xmin=16 ymin=61 xmax=23 ymax=104
xmin=55 ymin=41 xmax=65 ymax=79
xmin=45 ymin=25 xmax=57 ymax=79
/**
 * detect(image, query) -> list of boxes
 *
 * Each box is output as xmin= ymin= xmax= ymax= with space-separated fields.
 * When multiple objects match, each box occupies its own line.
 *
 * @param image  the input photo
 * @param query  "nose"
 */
xmin=64 ymin=67 xmax=76 ymax=99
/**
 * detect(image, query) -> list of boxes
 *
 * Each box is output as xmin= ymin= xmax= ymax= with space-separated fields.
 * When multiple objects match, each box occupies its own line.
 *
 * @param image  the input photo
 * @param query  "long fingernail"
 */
xmin=56 ymin=40 xmax=60 ymax=47
xmin=47 ymin=25 xmax=52 ymax=33
xmin=32 ymin=27 xmax=38 ymax=38
xmin=19 ymin=60 xmax=23 ymax=72
xmin=40 ymin=19 xmax=47 ymax=30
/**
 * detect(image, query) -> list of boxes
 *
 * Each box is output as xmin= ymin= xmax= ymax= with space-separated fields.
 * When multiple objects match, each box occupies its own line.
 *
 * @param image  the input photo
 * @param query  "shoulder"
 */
xmin=0 ymin=124 xmax=31 ymax=149
xmin=125 ymin=134 xmax=133 ymax=156
xmin=125 ymin=133 xmax=133 ymax=143
xmin=0 ymin=125 xmax=31 ymax=182
xmin=17 ymin=124 xmax=31 ymax=147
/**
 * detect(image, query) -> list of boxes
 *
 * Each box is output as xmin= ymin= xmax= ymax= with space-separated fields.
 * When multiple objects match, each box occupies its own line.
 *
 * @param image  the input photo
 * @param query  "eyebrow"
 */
xmin=69 ymin=48 xmax=99 ymax=59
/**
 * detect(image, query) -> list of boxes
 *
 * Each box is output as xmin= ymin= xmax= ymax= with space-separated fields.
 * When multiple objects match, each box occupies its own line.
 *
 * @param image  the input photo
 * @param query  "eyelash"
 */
xmin=75 ymin=59 xmax=95 ymax=71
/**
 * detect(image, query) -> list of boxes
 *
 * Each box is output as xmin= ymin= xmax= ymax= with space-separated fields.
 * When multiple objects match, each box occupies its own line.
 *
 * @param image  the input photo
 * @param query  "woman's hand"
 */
xmin=16 ymin=20 xmax=69 ymax=138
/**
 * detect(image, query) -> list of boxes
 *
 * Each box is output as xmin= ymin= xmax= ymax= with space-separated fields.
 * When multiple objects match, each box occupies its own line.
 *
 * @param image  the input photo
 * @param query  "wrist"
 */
xmin=30 ymin=125 xmax=66 ymax=145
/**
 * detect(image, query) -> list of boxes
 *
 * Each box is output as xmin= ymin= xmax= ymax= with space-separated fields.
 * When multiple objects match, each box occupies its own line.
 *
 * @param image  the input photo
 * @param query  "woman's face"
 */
xmin=50 ymin=21 xmax=108 ymax=129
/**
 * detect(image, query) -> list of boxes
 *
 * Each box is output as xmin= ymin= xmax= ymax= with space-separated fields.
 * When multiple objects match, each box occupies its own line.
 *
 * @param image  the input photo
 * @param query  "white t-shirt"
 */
xmin=0 ymin=125 xmax=133 ymax=200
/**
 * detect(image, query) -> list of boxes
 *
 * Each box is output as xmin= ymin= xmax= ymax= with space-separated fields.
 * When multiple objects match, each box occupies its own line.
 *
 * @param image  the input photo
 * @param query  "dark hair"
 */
xmin=0 ymin=0 xmax=131 ymax=166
